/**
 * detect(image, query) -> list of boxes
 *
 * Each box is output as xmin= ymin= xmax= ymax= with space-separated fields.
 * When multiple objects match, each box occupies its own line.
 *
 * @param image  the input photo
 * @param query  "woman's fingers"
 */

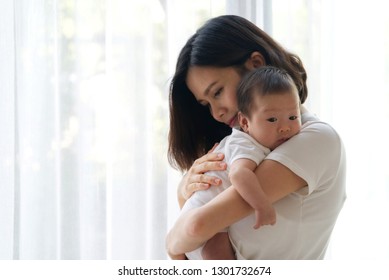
xmin=181 ymin=147 xmax=226 ymax=200
xmin=193 ymin=174 xmax=222 ymax=187
xmin=194 ymin=151 xmax=224 ymax=165
xmin=195 ymin=161 xmax=227 ymax=175
xmin=181 ymin=182 xmax=210 ymax=200
xmin=189 ymin=182 xmax=210 ymax=193
xmin=183 ymin=175 xmax=222 ymax=198
xmin=192 ymin=155 xmax=226 ymax=174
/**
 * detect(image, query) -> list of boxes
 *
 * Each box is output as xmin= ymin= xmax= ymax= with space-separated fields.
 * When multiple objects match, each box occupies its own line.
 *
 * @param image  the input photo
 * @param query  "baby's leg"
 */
xmin=253 ymin=205 xmax=276 ymax=229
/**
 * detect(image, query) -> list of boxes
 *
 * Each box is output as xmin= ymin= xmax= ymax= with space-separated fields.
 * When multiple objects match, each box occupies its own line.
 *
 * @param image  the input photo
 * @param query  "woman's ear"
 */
xmin=244 ymin=51 xmax=266 ymax=70
xmin=238 ymin=112 xmax=250 ymax=133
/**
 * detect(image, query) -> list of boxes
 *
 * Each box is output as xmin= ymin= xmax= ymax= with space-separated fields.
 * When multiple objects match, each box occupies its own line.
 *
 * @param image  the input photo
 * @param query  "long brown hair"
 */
xmin=168 ymin=15 xmax=307 ymax=171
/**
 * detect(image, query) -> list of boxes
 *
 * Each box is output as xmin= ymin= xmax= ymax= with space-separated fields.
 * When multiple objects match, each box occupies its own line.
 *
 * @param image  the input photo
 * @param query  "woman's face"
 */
xmin=186 ymin=66 xmax=241 ymax=128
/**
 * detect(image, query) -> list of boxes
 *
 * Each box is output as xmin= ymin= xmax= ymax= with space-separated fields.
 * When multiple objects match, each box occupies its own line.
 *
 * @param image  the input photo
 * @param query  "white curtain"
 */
xmin=1 ymin=0 xmax=388 ymax=260
xmin=0 ymin=0 xmax=225 ymax=260
xmin=269 ymin=0 xmax=389 ymax=260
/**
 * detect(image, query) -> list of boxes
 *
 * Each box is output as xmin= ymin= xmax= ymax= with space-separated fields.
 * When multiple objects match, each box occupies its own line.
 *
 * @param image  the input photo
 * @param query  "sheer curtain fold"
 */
xmin=3 ymin=0 xmax=63 ymax=259
xmin=0 ymin=0 xmax=16 ymax=260
xmin=1 ymin=0 xmax=225 ymax=260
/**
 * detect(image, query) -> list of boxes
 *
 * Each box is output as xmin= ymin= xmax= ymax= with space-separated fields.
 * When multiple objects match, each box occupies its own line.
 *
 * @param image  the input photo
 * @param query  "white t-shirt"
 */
xmin=182 ymin=112 xmax=347 ymax=260
xmin=184 ymin=128 xmax=270 ymax=259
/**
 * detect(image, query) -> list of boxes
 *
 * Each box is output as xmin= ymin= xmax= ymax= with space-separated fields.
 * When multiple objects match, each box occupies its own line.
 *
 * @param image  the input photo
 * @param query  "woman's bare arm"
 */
xmin=166 ymin=187 xmax=251 ymax=255
xmin=166 ymin=159 xmax=307 ymax=255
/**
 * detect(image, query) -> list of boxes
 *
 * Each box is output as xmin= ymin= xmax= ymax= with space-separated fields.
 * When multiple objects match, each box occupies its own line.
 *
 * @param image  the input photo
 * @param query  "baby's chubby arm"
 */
xmin=229 ymin=159 xmax=276 ymax=228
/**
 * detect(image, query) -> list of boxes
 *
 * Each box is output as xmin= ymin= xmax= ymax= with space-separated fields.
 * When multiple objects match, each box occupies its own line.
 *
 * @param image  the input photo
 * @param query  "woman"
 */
xmin=166 ymin=15 xmax=346 ymax=259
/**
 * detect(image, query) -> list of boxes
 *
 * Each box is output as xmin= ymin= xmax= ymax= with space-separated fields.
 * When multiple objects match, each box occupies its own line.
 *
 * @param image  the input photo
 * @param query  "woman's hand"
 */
xmin=177 ymin=144 xmax=227 ymax=208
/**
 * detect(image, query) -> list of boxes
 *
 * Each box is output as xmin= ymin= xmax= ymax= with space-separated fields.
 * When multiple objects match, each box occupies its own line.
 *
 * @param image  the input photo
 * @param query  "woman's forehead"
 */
xmin=187 ymin=67 xmax=216 ymax=94
xmin=186 ymin=66 xmax=237 ymax=95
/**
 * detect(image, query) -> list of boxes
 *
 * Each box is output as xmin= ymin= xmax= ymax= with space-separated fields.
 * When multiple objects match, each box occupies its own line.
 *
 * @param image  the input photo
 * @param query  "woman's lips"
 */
xmin=228 ymin=115 xmax=238 ymax=128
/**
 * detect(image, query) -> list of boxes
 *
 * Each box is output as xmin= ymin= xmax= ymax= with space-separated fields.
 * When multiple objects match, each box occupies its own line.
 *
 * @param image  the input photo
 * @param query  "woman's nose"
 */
xmin=212 ymin=107 xmax=225 ymax=122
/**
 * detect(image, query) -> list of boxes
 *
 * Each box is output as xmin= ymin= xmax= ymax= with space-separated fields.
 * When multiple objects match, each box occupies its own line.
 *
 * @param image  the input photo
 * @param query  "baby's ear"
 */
xmin=238 ymin=112 xmax=249 ymax=132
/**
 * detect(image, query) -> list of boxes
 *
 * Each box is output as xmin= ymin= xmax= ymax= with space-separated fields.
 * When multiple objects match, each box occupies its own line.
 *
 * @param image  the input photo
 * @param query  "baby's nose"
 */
xmin=279 ymin=126 xmax=291 ymax=133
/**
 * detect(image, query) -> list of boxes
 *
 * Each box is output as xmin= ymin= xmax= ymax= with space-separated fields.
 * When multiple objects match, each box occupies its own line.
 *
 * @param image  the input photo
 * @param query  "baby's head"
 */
xmin=237 ymin=66 xmax=302 ymax=150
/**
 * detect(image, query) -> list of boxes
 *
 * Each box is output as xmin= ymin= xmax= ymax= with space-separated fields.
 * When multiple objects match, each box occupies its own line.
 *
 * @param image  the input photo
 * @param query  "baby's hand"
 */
xmin=253 ymin=204 xmax=276 ymax=229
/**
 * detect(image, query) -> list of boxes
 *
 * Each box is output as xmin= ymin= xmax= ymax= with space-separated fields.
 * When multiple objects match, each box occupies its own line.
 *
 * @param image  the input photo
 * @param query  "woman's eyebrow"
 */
xmin=203 ymin=81 xmax=217 ymax=96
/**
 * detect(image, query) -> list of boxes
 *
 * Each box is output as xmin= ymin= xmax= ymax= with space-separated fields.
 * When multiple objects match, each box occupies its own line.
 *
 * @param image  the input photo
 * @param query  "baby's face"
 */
xmin=240 ymin=91 xmax=302 ymax=150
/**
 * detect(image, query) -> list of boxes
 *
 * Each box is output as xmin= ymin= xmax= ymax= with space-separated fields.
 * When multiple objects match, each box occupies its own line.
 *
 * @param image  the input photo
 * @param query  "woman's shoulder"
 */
xmin=268 ymin=114 xmax=345 ymax=168
xmin=300 ymin=111 xmax=343 ymax=149
xmin=268 ymin=110 xmax=346 ymax=192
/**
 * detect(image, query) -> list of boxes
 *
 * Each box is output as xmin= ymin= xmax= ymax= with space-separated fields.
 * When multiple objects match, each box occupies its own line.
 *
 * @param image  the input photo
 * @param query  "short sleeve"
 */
xmin=265 ymin=119 xmax=344 ymax=195
xmin=225 ymin=129 xmax=269 ymax=166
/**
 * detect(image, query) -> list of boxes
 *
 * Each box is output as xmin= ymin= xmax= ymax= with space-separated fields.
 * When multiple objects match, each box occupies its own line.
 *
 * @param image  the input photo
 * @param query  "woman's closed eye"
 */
xmin=213 ymin=88 xmax=222 ymax=98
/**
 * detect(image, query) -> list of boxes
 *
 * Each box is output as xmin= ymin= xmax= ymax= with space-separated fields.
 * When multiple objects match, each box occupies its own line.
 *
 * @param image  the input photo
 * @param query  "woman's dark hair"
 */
xmin=168 ymin=15 xmax=308 ymax=171
xmin=237 ymin=66 xmax=299 ymax=118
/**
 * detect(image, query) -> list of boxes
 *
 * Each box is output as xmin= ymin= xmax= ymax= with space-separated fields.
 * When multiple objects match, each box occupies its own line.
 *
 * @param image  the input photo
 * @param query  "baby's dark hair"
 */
xmin=237 ymin=66 xmax=298 ymax=117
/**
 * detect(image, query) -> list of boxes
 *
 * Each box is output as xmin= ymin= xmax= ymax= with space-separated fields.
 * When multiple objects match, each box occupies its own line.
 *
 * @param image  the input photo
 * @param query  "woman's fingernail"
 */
xmin=214 ymin=179 xmax=221 ymax=185
xmin=217 ymin=153 xmax=223 ymax=158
